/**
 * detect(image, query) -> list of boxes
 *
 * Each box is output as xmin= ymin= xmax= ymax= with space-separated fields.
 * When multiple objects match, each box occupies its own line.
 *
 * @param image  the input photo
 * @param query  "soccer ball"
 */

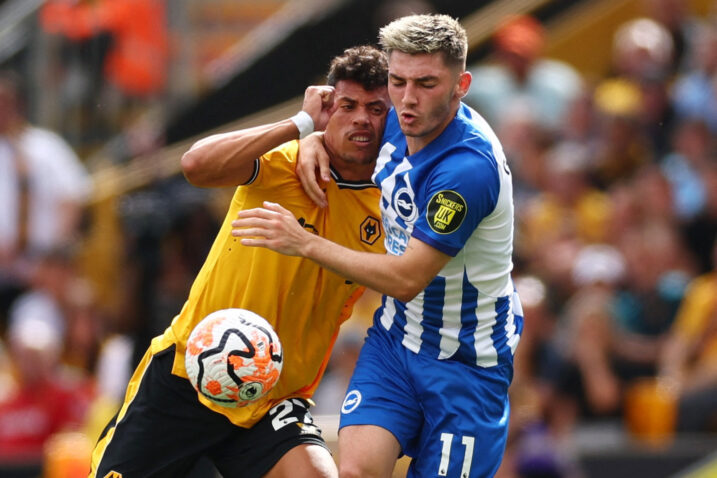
xmin=185 ymin=308 xmax=283 ymax=408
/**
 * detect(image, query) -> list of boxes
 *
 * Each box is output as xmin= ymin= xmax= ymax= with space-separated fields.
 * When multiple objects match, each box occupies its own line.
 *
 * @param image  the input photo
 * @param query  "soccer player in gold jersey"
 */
xmin=90 ymin=45 xmax=389 ymax=478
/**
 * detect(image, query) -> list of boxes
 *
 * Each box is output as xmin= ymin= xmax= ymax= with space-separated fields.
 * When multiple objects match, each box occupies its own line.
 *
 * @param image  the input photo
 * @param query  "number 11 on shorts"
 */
xmin=438 ymin=433 xmax=475 ymax=477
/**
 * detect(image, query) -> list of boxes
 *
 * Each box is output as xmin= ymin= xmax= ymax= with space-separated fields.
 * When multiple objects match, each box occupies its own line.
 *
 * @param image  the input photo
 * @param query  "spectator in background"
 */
xmin=555 ymin=218 xmax=691 ymax=421
xmin=589 ymin=78 xmax=652 ymax=188
xmin=39 ymin=0 xmax=169 ymax=152
xmin=643 ymin=0 xmax=703 ymax=73
xmin=40 ymin=0 xmax=168 ymax=100
xmin=611 ymin=17 xmax=674 ymax=84
xmin=0 ymin=71 xmax=91 ymax=335
xmin=0 ymin=298 xmax=93 ymax=477
xmin=545 ymin=244 xmax=628 ymax=420
xmin=519 ymin=142 xmax=613 ymax=254
xmin=465 ymin=14 xmax=582 ymax=133
xmin=658 ymin=237 xmax=717 ymax=433
xmin=670 ymin=23 xmax=717 ymax=134
xmin=608 ymin=17 xmax=677 ymax=156
xmin=660 ymin=118 xmax=712 ymax=222
xmin=681 ymin=163 xmax=717 ymax=274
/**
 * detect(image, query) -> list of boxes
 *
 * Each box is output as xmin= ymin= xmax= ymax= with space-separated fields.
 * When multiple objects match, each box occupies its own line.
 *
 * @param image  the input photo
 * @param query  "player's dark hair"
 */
xmin=327 ymin=45 xmax=388 ymax=90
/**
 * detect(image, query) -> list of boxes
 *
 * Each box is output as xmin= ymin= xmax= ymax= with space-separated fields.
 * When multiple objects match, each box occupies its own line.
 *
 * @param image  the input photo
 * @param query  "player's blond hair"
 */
xmin=378 ymin=14 xmax=468 ymax=69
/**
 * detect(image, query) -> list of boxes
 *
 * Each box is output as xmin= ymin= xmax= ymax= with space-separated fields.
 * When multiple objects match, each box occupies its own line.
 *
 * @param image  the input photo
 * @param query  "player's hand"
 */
xmin=231 ymin=202 xmax=311 ymax=256
xmin=297 ymin=132 xmax=330 ymax=208
xmin=302 ymin=85 xmax=334 ymax=132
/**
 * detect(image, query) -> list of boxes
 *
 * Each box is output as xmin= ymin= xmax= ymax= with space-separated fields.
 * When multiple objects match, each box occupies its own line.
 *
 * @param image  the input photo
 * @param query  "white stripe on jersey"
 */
xmin=437 ymin=252 xmax=468 ymax=359
xmin=506 ymin=291 xmax=522 ymax=355
xmin=437 ymin=322 xmax=460 ymax=360
xmin=402 ymin=294 xmax=425 ymax=353
xmin=380 ymin=296 xmax=396 ymax=331
xmin=474 ymin=295 xmax=501 ymax=367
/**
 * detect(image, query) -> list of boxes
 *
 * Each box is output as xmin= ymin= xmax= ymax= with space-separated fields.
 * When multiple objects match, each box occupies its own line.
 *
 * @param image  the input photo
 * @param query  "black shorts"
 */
xmin=92 ymin=345 xmax=329 ymax=478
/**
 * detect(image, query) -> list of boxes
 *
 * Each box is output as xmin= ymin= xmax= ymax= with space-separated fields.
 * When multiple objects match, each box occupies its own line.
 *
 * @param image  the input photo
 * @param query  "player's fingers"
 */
xmin=319 ymin=87 xmax=335 ymax=109
xmin=295 ymin=165 xmax=327 ymax=207
xmin=230 ymin=225 xmax=266 ymax=237
xmin=239 ymin=237 xmax=267 ymax=247
xmin=296 ymin=132 xmax=329 ymax=208
xmin=262 ymin=201 xmax=289 ymax=214
xmin=317 ymin=149 xmax=331 ymax=184
xmin=303 ymin=86 xmax=334 ymax=121
xmin=231 ymin=215 xmax=275 ymax=231
xmin=299 ymin=173 xmax=327 ymax=208
xmin=235 ymin=207 xmax=279 ymax=220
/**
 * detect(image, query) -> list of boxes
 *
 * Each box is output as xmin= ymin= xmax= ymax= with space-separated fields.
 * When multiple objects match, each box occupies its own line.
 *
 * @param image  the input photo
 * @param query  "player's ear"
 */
xmin=456 ymin=71 xmax=472 ymax=99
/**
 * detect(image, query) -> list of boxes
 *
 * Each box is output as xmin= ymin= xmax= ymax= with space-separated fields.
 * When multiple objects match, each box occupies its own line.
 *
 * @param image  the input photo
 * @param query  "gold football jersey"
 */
xmin=151 ymin=140 xmax=384 ymax=427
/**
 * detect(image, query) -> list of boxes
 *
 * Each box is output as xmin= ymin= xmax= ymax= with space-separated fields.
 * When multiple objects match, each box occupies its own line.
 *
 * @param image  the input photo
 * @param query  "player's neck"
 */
xmin=326 ymin=142 xmax=375 ymax=181
xmin=330 ymin=156 xmax=375 ymax=181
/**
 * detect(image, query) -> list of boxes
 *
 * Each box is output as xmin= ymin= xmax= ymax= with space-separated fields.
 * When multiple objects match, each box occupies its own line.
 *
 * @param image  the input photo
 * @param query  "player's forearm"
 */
xmin=301 ymin=234 xmax=429 ymax=303
xmin=234 ymin=202 xmax=444 ymax=301
xmin=181 ymin=119 xmax=300 ymax=187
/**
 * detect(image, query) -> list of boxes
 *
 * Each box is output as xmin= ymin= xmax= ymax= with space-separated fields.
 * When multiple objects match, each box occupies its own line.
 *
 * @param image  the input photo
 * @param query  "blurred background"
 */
xmin=0 ymin=0 xmax=716 ymax=477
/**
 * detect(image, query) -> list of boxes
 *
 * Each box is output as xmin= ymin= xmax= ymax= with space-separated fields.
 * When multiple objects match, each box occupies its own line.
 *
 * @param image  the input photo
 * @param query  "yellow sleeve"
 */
xmin=672 ymin=274 xmax=717 ymax=340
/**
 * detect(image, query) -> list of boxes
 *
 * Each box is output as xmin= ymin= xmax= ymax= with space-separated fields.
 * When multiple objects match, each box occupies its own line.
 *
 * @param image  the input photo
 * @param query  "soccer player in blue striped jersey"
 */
xmin=233 ymin=14 xmax=523 ymax=478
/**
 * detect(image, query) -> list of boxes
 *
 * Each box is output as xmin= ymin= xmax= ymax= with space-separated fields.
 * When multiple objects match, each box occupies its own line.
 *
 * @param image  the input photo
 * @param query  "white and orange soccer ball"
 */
xmin=185 ymin=308 xmax=283 ymax=408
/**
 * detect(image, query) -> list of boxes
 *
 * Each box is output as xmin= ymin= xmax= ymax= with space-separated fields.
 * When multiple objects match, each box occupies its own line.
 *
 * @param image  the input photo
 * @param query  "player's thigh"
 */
xmin=338 ymin=329 xmax=422 ymax=443
xmin=263 ymin=444 xmax=337 ymax=478
xmin=337 ymin=331 xmax=419 ymax=476
xmin=409 ymin=359 xmax=513 ymax=478
xmin=91 ymin=346 xmax=232 ymax=478
xmin=211 ymin=397 xmax=334 ymax=478
xmin=338 ymin=424 xmax=401 ymax=478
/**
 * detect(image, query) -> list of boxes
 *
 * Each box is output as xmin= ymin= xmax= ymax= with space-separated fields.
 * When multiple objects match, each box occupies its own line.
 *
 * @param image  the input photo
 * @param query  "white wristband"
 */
xmin=290 ymin=111 xmax=314 ymax=139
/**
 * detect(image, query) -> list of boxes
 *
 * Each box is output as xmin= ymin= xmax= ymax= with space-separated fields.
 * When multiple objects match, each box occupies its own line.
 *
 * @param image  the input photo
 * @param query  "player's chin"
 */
xmin=349 ymin=151 xmax=377 ymax=165
xmin=345 ymin=144 xmax=378 ymax=163
xmin=398 ymin=121 xmax=417 ymax=135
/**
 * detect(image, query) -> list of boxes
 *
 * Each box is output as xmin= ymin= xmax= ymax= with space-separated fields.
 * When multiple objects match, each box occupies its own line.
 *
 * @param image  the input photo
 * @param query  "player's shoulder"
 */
xmin=450 ymin=105 xmax=506 ymax=167
xmin=262 ymin=139 xmax=299 ymax=163
xmin=428 ymin=129 xmax=502 ymax=192
xmin=252 ymin=140 xmax=301 ymax=184
xmin=457 ymin=104 xmax=499 ymax=143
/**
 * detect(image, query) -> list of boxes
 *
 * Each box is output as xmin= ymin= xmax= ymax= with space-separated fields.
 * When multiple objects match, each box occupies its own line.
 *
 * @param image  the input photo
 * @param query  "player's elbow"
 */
xmin=390 ymin=279 xmax=426 ymax=303
xmin=181 ymin=148 xmax=210 ymax=186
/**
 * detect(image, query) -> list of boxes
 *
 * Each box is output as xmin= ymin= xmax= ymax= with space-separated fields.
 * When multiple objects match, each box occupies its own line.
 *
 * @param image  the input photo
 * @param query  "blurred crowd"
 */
xmin=462 ymin=3 xmax=717 ymax=477
xmin=1 ymin=0 xmax=717 ymax=477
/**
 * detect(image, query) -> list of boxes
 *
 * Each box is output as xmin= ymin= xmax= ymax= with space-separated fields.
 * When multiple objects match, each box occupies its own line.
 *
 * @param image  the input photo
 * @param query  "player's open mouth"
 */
xmin=349 ymin=134 xmax=371 ymax=143
xmin=400 ymin=112 xmax=417 ymax=124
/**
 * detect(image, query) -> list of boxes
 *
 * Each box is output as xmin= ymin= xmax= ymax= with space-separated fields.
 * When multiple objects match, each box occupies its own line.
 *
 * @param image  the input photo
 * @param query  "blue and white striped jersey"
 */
xmin=372 ymin=103 xmax=523 ymax=368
